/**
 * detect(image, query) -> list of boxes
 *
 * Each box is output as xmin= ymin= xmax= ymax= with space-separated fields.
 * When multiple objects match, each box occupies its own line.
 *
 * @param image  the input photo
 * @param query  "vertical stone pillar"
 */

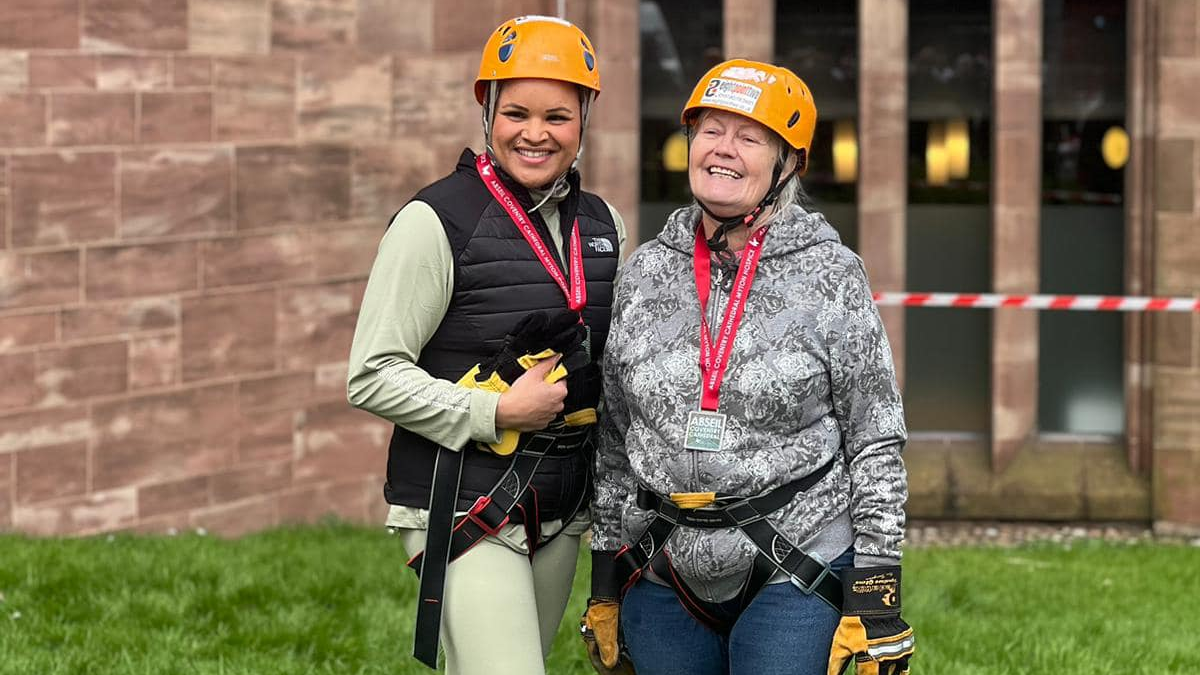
xmin=724 ymin=0 xmax=775 ymax=62
xmin=991 ymin=0 xmax=1041 ymax=472
xmin=1151 ymin=0 xmax=1200 ymax=533
xmin=858 ymin=0 xmax=907 ymax=385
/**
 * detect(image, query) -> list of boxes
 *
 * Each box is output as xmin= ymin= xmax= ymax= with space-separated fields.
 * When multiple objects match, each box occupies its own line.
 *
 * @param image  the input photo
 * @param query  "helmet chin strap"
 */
xmin=696 ymin=153 xmax=797 ymax=258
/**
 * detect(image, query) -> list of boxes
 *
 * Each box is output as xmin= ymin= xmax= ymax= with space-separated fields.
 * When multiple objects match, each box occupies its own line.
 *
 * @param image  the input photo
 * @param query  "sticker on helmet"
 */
xmin=699 ymin=78 xmax=762 ymax=115
xmin=514 ymin=14 xmax=573 ymax=27
xmin=720 ymin=66 xmax=776 ymax=85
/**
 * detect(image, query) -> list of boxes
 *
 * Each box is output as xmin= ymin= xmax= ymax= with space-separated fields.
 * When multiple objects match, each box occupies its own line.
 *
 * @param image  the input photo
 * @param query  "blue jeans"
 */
xmin=621 ymin=549 xmax=853 ymax=675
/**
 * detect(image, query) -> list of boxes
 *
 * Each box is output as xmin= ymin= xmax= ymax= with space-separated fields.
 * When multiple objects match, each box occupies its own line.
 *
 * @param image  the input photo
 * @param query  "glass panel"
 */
xmin=905 ymin=205 xmax=992 ymax=432
xmin=776 ymin=1 xmax=858 ymax=233
xmin=638 ymin=0 xmax=722 ymax=244
xmin=1039 ymin=0 xmax=1125 ymax=435
xmin=905 ymin=0 xmax=992 ymax=432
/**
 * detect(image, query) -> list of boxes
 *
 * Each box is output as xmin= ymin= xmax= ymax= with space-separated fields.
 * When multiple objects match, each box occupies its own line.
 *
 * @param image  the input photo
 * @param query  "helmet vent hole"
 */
xmin=787 ymin=111 xmax=800 ymax=128
xmin=498 ymin=43 xmax=514 ymax=62
xmin=584 ymin=50 xmax=595 ymax=71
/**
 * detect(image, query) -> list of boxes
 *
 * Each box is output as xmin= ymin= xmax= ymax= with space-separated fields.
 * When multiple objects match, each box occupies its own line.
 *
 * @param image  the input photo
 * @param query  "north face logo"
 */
xmin=587 ymin=237 xmax=613 ymax=253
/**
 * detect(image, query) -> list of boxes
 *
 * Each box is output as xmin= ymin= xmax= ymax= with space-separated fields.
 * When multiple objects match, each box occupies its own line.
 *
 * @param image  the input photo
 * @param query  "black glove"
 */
xmin=827 ymin=566 xmax=914 ymax=675
xmin=581 ymin=551 xmax=636 ymax=674
xmin=456 ymin=310 xmax=589 ymax=454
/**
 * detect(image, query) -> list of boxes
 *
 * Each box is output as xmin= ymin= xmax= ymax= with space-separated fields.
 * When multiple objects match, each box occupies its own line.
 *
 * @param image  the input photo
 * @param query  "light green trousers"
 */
xmin=399 ymin=528 xmax=581 ymax=675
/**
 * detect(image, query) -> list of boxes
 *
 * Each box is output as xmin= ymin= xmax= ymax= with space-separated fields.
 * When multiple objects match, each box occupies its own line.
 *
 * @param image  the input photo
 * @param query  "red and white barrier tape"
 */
xmin=872 ymin=292 xmax=1200 ymax=312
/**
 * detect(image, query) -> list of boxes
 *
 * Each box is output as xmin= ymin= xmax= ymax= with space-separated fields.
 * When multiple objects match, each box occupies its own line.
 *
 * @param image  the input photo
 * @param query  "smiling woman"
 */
xmin=491 ymin=79 xmax=583 ymax=190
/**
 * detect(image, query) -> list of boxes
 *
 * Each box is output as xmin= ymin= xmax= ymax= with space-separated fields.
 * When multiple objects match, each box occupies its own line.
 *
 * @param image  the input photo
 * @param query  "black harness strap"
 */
xmin=408 ymin=427 xmax=592 ymax=667
xmin=614 ymin=457 xmax=841 ymax=635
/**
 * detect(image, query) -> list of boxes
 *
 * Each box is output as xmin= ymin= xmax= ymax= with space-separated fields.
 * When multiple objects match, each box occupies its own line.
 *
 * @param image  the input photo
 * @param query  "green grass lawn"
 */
xmin=1 ymin=523 xmax=1197 ymax=674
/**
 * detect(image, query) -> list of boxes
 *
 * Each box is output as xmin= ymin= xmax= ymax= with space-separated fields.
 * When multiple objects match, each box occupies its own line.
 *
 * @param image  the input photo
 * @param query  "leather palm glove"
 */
xmin=457 ymin=310 xmax=587 ymax=455
xmin=827 ymin=566 xmax=915 ymax=675
xmin=581 ymin=599 xmax=635 ymax=675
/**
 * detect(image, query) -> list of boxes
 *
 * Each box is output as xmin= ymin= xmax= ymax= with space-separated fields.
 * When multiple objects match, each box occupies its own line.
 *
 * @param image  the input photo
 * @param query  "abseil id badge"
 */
xmin=684 ymin=410 xmax=726 ymax=452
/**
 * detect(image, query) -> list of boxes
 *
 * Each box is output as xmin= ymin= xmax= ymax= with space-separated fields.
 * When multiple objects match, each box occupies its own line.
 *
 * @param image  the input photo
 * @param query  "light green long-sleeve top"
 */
xmin=347 ymin=186 xmax=625 ymax=540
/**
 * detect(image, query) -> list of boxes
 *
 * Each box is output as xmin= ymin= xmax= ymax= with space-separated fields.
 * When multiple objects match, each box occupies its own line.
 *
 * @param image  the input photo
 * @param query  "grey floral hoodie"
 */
xmin=593 ymin=203 xmax=907 ymax=603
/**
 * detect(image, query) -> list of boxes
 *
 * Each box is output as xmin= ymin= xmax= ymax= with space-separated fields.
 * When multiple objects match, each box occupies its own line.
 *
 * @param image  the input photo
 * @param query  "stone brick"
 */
xmin=1155 ymin=214 xmax=1200 ymax=296
xmin=29 ymin=54 xmax=98 ymax=89
xmin=357 ymin=0 xmax=432 ymax=53
xmin=1160 ymin=0 xmax=1198 ymax=58
xmin=172 ymin=56 xmax=212 ymax=87
xmin=295 ymin=401 xmax=388 ymax=482
xmin=298 ymin=54 xmax=391 ymax=140
xmin=10 ymin=152 xmax=116 ymax=247
xmin=92 ymin=384 xmax=237 ymax=489
xmin=0 ymin=311 xmax=58 ymax=351
xmin=85 ymin=242 xmax=198 ymax=301
xmin=0 ymin=0 xmax=80 ymax=49
xmin=213 ymin=56 xmax=295 ymax=141
xmin=82 ymin=0 xmax=188 ymax=52
xmin=312 ymin=224 xmax=378 ymax=279
xmin=139 ymin=92 xmax=214 ymax=144
xmin=277 ymin=280 xmax=363 ymax=370
xmin=120 ymin=149 xmax=232 ymax=237
xmin=949 ymin=442 xmax=1087 ymax=520
xmin=190 ymin=495 xmax=277 ymax=536
xmin=61 ymin=297 xmax=178 ymax=340
xmin=240 ymin=372 xmax=313 ymax=411
xmin=351 ymin=141 xmax=440 ymax=221
xmin=35 ymin=340 xmax=128 ymax=404
xmin=211 ymin=460 xmax=292 ymax=504
xmin=15 ymin=441 xmax=87 ymax=504
xmin=12 ymin=488 xmax=137 ymax=535
xmin=1155 ymin=139 xmax=1195 ymax=213
xmin=137 ymin=475 xmax=209 ymax=519
xmin=1084 ymin=448 xmax=1151 ymax=520
xmin=237 ymin=408 xmax=296 ymax=463
xmin=902 ymin=440 xmax=951 ymax=519
xmin=271 ymin=0 xmax=356 ymax=52
xmin=278 ymin=477 xmax=373 ymax=525
xmin=392 ymin=52 xmax=477 ymax=141
xmin=0 ymin=52 xmax=28 ymax=90
xmin=49 ymin=92 xmax=134 ymax=146
xmin=129 ymin=333 xmax=178 ymax=389
xmin=0 ymin=406 xmax=91 ymax=454
xmin=432 ymin=1 xmax=497 ymax=53
xmin=313 ymin=361 xmax=348 ymax=400
xmin=1154 ymin=447 xmax=1200 ymax=526
xmin=188 ymin=0 xmax=270 ymax=54
xmin=1159 ymin=60 xmax=1200 ymax=137
xmin=0 ymin=454 xmax=11 ymax=527
xmin=0 ymin=353 xmax=38 ymax=409
xmin=0 ymin=250 xmax=81 ymax=310
xmin=1154 ymin=312 xmax=1195 ymax=368
xmin=0 ymin=93 xmax=46 ymax=147
xmin=181 ymin=289 xmax=276 ymax=382
xmin=126 ymin=512 xmax=192 ymax=534
xmin=1154 ymin=368 xmax=1200 ymax=452
xmin=235 ymin=145 xmax=351 ymax=229
xmin=201 ymin=231 xmax=314 ymax=288
xmin=97 ymin=55 xmax=170 ymax=91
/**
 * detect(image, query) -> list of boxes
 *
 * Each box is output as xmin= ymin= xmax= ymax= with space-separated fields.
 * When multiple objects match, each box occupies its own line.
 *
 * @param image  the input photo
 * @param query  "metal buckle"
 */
xmin=791 ymin=552 xmax=830 ymax=596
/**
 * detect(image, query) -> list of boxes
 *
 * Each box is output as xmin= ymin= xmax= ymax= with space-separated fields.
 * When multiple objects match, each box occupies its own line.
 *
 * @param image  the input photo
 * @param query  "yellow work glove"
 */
xmin=580 ymin=599 xmax=636 ymax=675
xmin=827 ymin=566 xmax=914 ymax=675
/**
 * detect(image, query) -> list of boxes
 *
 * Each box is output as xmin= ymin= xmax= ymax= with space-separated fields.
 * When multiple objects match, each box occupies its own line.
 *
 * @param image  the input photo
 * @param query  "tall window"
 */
xmin=1039 ymin=0 xmax=1126 ymax=435
xmin=905 ymin=0 xmax=993 ymax=432
xmin=776 ymin=2 xmax=858 ymax=251
xmin=638 ymin=0 xmax=722 ymax=243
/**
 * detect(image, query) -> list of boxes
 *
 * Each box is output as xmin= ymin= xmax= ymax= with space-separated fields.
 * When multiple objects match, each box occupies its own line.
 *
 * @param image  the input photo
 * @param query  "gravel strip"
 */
xmin=906 ymin=520 xmax=1200 ymax=548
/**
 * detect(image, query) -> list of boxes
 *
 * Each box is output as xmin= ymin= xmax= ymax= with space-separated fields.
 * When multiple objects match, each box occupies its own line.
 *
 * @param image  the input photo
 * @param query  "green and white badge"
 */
xmin=684 ymin=410 xmax=726 ymax=452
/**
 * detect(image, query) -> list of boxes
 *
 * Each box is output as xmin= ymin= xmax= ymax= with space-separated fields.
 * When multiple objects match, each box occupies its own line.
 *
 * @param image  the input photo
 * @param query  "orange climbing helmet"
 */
xmin=682 ymin=58 xmax=817 ymax=166
xmin=474 ymin=15 xmax=601 ymax=104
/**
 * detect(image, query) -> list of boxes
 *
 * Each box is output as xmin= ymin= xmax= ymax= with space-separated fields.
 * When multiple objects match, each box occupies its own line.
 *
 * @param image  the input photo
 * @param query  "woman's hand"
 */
xmin=495 ymin=357 xmax=567 ymax=431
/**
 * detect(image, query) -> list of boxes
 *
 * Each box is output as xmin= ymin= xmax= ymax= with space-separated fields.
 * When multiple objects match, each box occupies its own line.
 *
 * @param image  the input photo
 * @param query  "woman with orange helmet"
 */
xmin=584 ymin=60 xmax=914 ymax=675
xmin=347 ymin=15 xmax=625 ymax=675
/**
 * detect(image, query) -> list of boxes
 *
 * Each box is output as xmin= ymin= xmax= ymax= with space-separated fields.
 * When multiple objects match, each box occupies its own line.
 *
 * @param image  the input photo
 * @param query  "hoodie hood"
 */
xmin=655 ymin=203 xmax=842 ymax=259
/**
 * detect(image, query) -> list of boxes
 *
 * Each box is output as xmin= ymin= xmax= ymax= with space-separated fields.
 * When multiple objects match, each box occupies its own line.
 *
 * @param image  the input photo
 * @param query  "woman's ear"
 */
xmin=794 ymin=148 xmax=807 ymax=174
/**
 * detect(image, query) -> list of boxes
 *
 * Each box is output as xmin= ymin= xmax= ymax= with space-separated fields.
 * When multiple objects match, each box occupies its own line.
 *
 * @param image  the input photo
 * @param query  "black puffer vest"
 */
xmin=384 ymin=149 xmax=619 ymax=519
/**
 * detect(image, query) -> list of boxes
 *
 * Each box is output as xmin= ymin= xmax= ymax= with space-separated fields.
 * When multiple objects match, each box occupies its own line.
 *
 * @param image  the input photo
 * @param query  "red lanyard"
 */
xmin=693 ymin=225 xmax=768 ymax=411
xmin=476 ymin=153 xmax=586 ymax=313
